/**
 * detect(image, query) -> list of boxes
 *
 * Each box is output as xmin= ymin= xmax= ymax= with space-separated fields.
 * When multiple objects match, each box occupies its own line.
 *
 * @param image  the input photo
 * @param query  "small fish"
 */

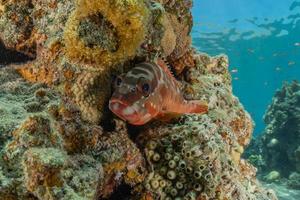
xmin=231 ymin=68 xmax=238 ymax=73
xmin=109 ymin=59 xmax=208 ymax=125
xmin=228 ymin=19 xmax=238 ymax=23
xmin=275 ymin=67 xmax=281 ymax=71
xmin=233 ymin=77 xmax=239 ymax=80
xmin=294 ymin=42 xmax=300 ymax=46
xmin=288 ymin=61 xmax=295 ymax=66
xmin=247 ymin=48 xmax=255 ymax=53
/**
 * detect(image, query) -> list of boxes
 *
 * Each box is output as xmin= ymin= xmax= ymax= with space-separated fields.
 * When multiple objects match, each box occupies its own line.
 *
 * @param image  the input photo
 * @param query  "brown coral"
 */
xmin=167 ymin=13 xmax=192 ymax=61
xmin=230 ymin=111 xmax=253 ymax=146
xmin=0 ymin=0 xmax=36 ymax=57
xmin=170 ymin=48 xmax=195 ymax=75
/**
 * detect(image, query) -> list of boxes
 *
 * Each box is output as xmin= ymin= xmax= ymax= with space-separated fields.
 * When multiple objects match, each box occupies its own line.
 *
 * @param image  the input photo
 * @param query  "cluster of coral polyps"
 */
xmin=0 ymin=0 xmax=278 ymax=199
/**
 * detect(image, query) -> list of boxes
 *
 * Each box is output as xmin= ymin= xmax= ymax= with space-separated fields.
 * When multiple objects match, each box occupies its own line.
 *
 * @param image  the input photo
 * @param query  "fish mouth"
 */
xmin=109 ymin=99 xmax=140 ymax=124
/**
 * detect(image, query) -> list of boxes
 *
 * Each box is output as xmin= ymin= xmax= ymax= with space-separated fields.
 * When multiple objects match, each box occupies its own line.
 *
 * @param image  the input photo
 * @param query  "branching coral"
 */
xmin=63 ymin=0 xmax=149 ymax=68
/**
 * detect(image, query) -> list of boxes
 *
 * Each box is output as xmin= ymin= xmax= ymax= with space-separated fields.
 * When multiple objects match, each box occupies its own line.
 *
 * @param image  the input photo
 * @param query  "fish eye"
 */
xmin=142 ymin=83 xmax=151 ymax=97
xmin=137 ymin=78 xmax=151 ymax=97
xmin=142 ymin=83 xmax=150 ymax=93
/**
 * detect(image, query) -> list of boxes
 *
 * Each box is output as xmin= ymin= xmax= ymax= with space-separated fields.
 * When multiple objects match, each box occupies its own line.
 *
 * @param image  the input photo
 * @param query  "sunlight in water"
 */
xmin=192 ymin=1 xmax=300 ymax=199
xmin=192 ymin=0 xmax=300 ymax=136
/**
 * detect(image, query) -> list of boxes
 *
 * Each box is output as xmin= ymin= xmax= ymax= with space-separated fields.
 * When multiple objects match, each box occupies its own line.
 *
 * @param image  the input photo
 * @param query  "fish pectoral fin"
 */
xmin=188 ymin=100 xmax=209 ymax=114
xmin=156 ymin=112 xmax=182 ymax=122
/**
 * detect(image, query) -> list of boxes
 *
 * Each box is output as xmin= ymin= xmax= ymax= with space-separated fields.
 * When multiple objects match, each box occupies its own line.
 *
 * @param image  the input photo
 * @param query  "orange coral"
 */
xmin=15 ymin=41 xmax=64 ymax=85
xmin=52 ymin=103 xmax=104 ymax=153
xmin=16 ymin=63 xmax=56 ymax=85
xmin=23 ymin=148 xmax=66 ymax=193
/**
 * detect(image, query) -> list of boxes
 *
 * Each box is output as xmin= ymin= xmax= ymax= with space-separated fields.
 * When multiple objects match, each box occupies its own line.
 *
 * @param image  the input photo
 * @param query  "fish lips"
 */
xmin=109 ymin=99 xmax=141 ymax=124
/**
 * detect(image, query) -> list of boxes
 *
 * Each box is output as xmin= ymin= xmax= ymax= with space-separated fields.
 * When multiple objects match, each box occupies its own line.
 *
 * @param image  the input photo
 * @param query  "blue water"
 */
xmin=192 ymin=0 xmax=300 ymax=136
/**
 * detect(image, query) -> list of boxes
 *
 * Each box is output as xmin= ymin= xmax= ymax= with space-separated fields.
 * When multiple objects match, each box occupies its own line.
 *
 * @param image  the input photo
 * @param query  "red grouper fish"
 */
xmin=109 ymin=59 xmax=208 ymax=125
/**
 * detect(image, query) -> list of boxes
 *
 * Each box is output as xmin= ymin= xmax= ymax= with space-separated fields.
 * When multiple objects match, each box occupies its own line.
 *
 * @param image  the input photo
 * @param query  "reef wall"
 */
xmin=0 ymin=0 xmax=277 ymax=199
xmin=246 ymin=81 xmax=300 ymax=189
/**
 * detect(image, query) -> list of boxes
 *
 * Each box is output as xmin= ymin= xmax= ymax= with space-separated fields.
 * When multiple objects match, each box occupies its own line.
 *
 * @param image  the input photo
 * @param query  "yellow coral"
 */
xmin=63 ymin=0 xmax=149 ymax=69
xmin=125 ymin=168 xmax=145 ymax=185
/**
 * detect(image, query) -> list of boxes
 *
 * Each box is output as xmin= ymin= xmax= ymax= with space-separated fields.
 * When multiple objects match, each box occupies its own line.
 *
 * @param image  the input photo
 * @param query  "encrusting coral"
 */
xmin=0 ymin=67 xmax=59 ymax=146
xmin=0 ymin=0 xmax=35 ymax=57
xmin=64 ymin=0 xmax=149 ymax=68
xmin=0 ymin=86 xmax=146 ymax=199
xmin=0 ymin=0 xmax=279 ymax=199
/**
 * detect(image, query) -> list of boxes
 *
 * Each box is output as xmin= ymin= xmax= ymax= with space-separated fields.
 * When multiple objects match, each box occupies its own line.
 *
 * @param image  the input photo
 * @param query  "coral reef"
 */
xmin=0 ymin=67 xmax=58 ymax=146
xmin=245 ymin=81 xmax=300 ymax=189
xmin=0 ymin=0 xmax=278 ymax=199
xmin=288 ymin=172 xmax=300 ymax=189
xmin=132 ymin=54 xmax=275 ymax=200
xmin=1 ymin=0 xmax=196 ymax=124
xmin=0 ymin=71 xmax=145 ymax=199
